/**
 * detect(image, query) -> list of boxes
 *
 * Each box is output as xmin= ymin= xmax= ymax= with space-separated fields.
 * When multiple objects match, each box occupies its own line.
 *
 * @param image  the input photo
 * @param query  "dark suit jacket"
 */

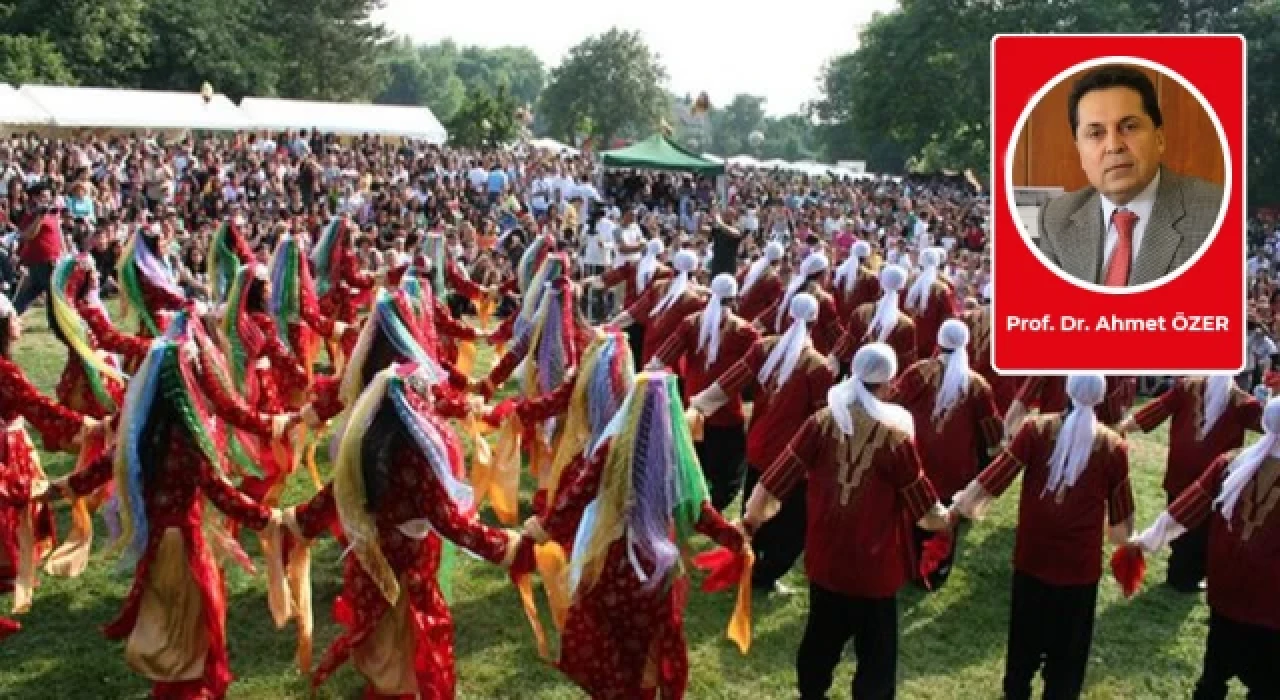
xmin=1036 ymin=167 xmax=1223 ymax=286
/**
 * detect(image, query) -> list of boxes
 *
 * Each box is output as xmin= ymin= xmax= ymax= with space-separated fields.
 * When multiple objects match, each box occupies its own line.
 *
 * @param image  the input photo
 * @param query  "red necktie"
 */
xmin=1104 ymin=208 xmax=1138 ymax=286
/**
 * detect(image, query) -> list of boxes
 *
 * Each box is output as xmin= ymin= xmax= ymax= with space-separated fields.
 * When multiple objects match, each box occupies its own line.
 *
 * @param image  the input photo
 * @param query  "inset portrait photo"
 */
xmin=1009 ymin=60 xmax=1227 ymax=291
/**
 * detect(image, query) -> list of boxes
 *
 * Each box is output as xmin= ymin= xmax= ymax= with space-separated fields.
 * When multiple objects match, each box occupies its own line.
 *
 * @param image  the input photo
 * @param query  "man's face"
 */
xmin=1074 ymin=86 xmax=1165 ymax=205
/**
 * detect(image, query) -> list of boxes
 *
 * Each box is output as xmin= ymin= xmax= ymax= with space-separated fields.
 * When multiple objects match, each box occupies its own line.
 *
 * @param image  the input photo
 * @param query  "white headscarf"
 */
xmin=828 ymin=342 xmax=914 ymax=437
xmin=741 ymin=241 xmax=783 ymax=296
xmin=636 ymin=238 xmax=665 ymax=291
xmin=868 ymin=264 xmax=907 ymax=342
xmin=1043 ymin=374 xmax=1106 ymax=498
xmin=1216 ymin=398 xmax=1280 ymax=525
xmin=758 ymin=293 xmax=818 ymax=387
xmin=776 ymin=252 xmax=829 ymax=330
xmin=981 ymin=282 xmax=993 ymax=302
xmin=698 ymin=274 xmax=737 ymax=369
xmin=833 ymin=241 xmax=872 ymax=294
xmin=653 ymin=250 xmax=697 ymax=315
xmin=933 ymin=319 xmax=972 ymax=420
xmin=1199 ymin=375 xmax=1233 ymax=440
xmin=905 ymin=247 xmax=942 ymax=314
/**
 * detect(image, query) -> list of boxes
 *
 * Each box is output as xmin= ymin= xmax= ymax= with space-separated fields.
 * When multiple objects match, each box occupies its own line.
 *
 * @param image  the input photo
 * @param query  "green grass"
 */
xmin=0 ymin=309 xmax=1246 ymax=699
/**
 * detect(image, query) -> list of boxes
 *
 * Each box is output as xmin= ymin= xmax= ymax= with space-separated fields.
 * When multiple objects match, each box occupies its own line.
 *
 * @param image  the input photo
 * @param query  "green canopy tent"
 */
xmin=600 ymin=134 xmax=725 ymax=177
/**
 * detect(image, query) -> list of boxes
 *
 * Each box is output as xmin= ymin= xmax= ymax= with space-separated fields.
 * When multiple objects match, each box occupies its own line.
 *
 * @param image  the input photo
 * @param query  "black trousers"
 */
xmin=625 ymin=323 xmax=645 ymax=370
xmin=1166 ymin=492 xmax=1209 ymax=591
xmin=797 ymin=582 xmax=898 ymax=700
xmin=743 ymin=465 xmax=807 ymax=589
xmin=1003 ymin=571 xmax=1099 ymax=700
xmin=695 ymin=423 xmax=747 ymax=512
xmin=12 ymin=260 xmax=53 ymax=316
xmin=1193 ymin=610 xmax=1280 ymax=700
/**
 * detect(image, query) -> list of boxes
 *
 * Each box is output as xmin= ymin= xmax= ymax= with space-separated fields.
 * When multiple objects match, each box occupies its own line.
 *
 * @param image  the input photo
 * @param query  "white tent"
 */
xmin=239 ymin=97 xmax=447 ymax=143
xmin=726 ymin=155 xmax=761 ymax=168
xmin=528 ymin=137 xmax=579 ymax=155
xmin=0 ymin=84 xmax=53 ymax=127
xmin=19 ymin=84 xmax=248 ymax=131
xmin=700 ymin=153 xmax=724 ymax=164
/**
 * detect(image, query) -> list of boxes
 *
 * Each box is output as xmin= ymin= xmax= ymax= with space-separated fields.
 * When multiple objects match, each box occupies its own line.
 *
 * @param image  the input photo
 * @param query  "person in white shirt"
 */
xmin=613 ymin=209 xmax=645 ymax=268
xmin=468 ymin=160 xmax=488 ymax=192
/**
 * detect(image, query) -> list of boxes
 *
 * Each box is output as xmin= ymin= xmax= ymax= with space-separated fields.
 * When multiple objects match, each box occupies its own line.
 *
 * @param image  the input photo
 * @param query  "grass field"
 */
xmin=0 ymin=309 xmax=1247 ymax=699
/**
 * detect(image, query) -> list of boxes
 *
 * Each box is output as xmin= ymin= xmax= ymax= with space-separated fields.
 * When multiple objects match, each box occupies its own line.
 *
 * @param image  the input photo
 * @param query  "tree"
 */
xmin=446 ymin=84 xmax=520 ymax=148
xmin=139 ymin=0 xmax=281 ymax=99
xmin=5 ymin=0 xmax=150 ymax=87
xmin=375 ymin=39 xmax=537 ymax=123
xmin=539 ymin=29 xmax=669 ymax=146
xmin=709 ymin=94 xmax=767 ymax=156
xmin=0 ymin=35 xmax=76 ymax=85
xmin=266 ymin=0 xmax=390 ymax=101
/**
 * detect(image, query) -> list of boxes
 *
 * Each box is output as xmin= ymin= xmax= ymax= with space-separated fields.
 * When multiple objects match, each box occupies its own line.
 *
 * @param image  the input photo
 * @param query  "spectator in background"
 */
xmin=12 ymin=183 xmax=63 ymax=316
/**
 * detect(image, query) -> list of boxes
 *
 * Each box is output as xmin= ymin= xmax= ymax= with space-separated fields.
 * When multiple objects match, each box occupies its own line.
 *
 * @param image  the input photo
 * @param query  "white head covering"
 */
xmin=905 ymin=247 xmax=942 ymax=313
xmin=981 ymin=282 xmax=993 ymax=302
xmin=0 ymin=291 xmax=12 ymax=319
xmin=653 ymin=250 xmax=698 ymax=315
xmin=741 ymin=241 xmax=784 ymax=296
xmin=1216 ymin=398 xmax=1280 ymax=524
xmin=1199 ymin=375 xmax=1233 ymax=440
xmin=636 ymin=238 xmax=665 ymax=291
xmin=776 ymin=252 xmax=829 ymax=330
xmin=868 ymin=264 xmax=907 ymax=342
xmin=827 ymin=342 xmax=914 ymax=437
xmin=758 ymin=293 xmax=818 ymax=387
xmin=698 ymin=274 xmax=738 ymax=369
xmin=833 ymin=240 xmax=872 ymax=294
xmin=1043 ymin=374 xmax=1106 ymax=497
xmin=933 ymin=319 xmax=972 ymax=420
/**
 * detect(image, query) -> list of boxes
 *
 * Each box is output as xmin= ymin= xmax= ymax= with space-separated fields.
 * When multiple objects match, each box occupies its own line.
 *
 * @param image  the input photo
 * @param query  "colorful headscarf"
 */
xmin=207 ymin=220 xmax=244 ymax=304
xmin=117 ymin=226 xmax=185 ymax=335
xmin=517 ymin=233 xmax=556 ymax=294
xmin=569 ymin=371 xmax=710 ymax=595
xmin=50 ymin=254 xmax=125 ymax=411
xmin=112 ymin=313 xmax=234 ymax=568
xmin=267 ymin=233 xmax=317 ymax=352
xmin=310 ymin=217 xmax=347 ymax=298
xmin=514 ymin=253 xmax=569 ymax=343
xmin=331 ymin=362 xmax=475 ymax=605
xmin=520 ymin=277 xmax=581 ymax=400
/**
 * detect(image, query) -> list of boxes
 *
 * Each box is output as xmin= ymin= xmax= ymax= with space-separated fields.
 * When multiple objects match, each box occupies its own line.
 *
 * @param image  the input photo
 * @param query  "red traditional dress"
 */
xmin=315 ymin=220 xmax=377 ymax=359
xmin=831 ymin=302 xmax=919 ymax=371
xmin=519 ymin=438 xmax=745 ymax=699
xmin=904 ymin=276 xmax=958 ymax=360
xmin=601 ymin=260 xmax=673 ymax=311
xmin=756 ymin=285 xmax=844 ymax=357
xmin=60 ymin=349 xmax=285 ymax=700
xmin=285 ymin=390 xmax=517 ymax=699
xmin=736 ymin=263 xmax=783 ymax=323
xmin=619 ymin=276 xmax=709 ymax=367
xmin=962 ymin=305 xmax=1018 ymax=414
xmin=832 ymin=264 xmax=882 ymax=322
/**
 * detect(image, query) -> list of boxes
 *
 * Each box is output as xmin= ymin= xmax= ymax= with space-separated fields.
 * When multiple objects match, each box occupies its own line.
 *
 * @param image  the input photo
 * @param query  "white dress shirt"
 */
xmin=1100 ymin=170 xmax=1161 ymax=270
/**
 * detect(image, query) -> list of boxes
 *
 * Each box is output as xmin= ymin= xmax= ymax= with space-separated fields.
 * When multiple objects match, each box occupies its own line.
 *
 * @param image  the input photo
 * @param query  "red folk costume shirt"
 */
xmin=654 ymin=310 xmax=761 ymax=428
xmin=601 ymin=261 xmax=673 ymax=310
xmin=427 ymin=294 xmax=478 ymax=367
xmin=1016 ymin=376 xmax=1137 ymax=426
xmin=317 ymin=248 xmax=376 ymax=327
xmin=1132 ymin=378 xmax=1263 ymax=499
xmin=761 ymin=407 xmax=940 ymax=598
xmin=136 ymin=273 xmax=187 ymax=339
xmin=289 ymin=444 xmax=514 ymax=693
xmin=833 ymin=266 xmax=882 ymax=322
xmin=963 ymin=307 xmax=1018 ymax=414
xmin=889 ymin=358 xmax=1002 ymax=499
xmin=520 ymin=438 xmax=744 ymax=699
xmin=978 ymin=415 xmax=1135 ymax=586
xmin=1167 ymin=452 xmax=1280 ymax=631
xmin=57 ymin=303 xmax=152 ymax=418
xmin=756 ymin=286 xmax=844 ymax=357
xmin=0 ymin=356 xmax=86 ymax=454
xmin=485 ymin=317 xmax=594 ymax=393
xmin=622 ymin=278 xmax=709 ymax=366
xmin=831 ymin=303 xmax=919 ymax=370
xmin=736 ymin=265 xmax=784 ymax=323
xmin=717 ymin=336 xmax=836 ymax=471
xmin=905 ymin=278 xmax=959 ymax=359
xmin=309 ymin=375 xmax=472 ymax=425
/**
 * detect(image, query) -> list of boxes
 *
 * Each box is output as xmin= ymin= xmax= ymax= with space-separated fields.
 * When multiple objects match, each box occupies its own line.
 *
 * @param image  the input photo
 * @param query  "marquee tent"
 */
xmin=600 ymin=135 xmax=725 ymax=176
xmin=0 ymin=84 xmax=53 ymax=127
xmin=239 ymin=97 xmax=447 ymax=143
xmin=19 ymin=84 xmax=249 ymax=131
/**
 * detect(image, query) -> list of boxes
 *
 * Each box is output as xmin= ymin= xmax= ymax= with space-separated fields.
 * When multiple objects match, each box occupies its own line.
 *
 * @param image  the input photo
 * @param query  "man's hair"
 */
xmin=1068 ymin=65 xmax=1163 ymax=136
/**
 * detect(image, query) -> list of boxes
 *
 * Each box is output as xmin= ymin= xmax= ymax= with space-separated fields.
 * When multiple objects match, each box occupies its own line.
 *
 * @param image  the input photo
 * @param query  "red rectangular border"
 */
xmin=991 ymin=34 xmax=1246 ymax=375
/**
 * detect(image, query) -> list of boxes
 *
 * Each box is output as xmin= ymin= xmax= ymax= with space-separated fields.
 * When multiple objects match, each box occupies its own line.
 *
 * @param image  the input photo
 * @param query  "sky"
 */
xmin=377 ymin=0 xmax=900 ymax=117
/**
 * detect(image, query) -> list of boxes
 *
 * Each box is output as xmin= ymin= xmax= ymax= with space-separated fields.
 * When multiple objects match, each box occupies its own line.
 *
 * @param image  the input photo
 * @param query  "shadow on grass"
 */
xmin=1089 ymin=582 xmax=1202 ymax=685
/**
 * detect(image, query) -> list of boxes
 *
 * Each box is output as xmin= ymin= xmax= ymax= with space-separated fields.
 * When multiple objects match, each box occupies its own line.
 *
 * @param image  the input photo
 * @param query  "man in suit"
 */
xmin=1037 ymin=65 xmax=1223 ymax=287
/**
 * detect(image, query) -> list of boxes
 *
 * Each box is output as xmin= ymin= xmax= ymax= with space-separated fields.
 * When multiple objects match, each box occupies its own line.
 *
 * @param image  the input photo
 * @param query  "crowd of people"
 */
xmin=0 ymin=129 xmax=1275 ymax=700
